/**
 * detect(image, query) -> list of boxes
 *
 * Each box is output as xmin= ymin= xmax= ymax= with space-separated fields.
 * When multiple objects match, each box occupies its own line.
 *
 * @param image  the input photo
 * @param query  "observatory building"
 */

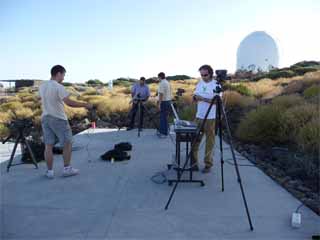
xmin=237 ymin=31 xmax=279 ymax=72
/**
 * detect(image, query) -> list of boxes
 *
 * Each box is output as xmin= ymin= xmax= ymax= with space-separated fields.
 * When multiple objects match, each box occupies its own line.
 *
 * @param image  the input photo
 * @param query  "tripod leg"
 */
xmin=137 ymin=102 xmax=141 ymax=137
xmin=217 ymin=101 xmax=224 ymax=192
xmin=7 ymin=137 xmax=20 ymax=172
xmin=24 ymin=139 xmax=38 ymax=169
xmin=218 ymin=97 xmax=254 ymax=231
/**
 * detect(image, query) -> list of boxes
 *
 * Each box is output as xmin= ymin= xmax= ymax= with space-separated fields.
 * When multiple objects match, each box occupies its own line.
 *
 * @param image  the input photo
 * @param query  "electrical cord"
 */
xmin=295 ymin=203 xmax=304 ymax=213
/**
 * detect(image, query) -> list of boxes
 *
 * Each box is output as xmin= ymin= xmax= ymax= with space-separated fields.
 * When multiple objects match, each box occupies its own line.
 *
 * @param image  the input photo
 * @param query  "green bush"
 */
xmin=291 ymin=61 xmax=320 ymax=68
xmin=236 ymin=105 xmax=285 ymax=144
xmin=0 ymin=124 xmax=9 ymax=139
xmin=303 ymin=85 xmax=320 ymax=99
xmin=272 ymin=94 xmax=305 ymax=109
xmin=225 ymin=84 xmax=252 ymax=96
xmin=292 ymin=67 xmax=318 ymax=76
xmin=86 ymin=79 xmax=104 ymax=85
xmin=167 ymin=75 xmax=191 ymax=81
xmin=296 ymin=118 xmax=320 ymax=155
xmin=179 ymin=105 xmax=196 ymax=121
xmin=253 ymin=70 xmax=296 ymax=81
xmin=280 ymin=104 xmax=318 ymax=142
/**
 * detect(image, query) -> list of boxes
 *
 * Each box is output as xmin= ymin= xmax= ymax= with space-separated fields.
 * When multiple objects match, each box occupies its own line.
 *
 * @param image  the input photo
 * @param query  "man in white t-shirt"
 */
xmin=39 ymin=65 xmax=92 ymax=179
xmin=192 ymin=64 xmax=219 ymax=173
xmin=157 ymin=72 xmax=172 ymax=137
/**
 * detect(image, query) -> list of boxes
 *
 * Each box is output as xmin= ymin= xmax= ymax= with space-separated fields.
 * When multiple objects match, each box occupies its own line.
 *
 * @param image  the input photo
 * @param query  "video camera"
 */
xmin=176 ymin=88 xmax=185 ymax=97
xmin=9 ymin=119 xmax=33 ymax=133
xmin=214 ymin=69 xmax=229 ymax=94
xmin=215 ymin=69 xmax=228 ymax=82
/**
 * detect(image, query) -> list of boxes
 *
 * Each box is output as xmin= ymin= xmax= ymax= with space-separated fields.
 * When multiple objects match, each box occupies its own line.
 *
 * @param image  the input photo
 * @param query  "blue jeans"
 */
xmin=159 ymin=101 xmax=171 ymax=135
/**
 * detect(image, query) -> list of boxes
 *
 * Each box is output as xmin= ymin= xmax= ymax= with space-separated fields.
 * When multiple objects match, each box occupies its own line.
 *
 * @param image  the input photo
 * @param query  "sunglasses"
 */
xmin=201 ymin=74 xmax=209 ymax=77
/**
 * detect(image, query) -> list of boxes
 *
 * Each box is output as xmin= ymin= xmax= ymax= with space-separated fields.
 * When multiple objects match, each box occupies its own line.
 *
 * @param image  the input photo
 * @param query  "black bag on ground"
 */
xmin=114 ymin=142 xmax=132 ymax=151
xmin=100 ymin=149 xmax=131 ymax=161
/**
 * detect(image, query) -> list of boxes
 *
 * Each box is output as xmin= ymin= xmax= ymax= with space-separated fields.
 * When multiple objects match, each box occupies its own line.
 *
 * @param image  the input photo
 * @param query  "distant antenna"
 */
xmin=109 ymin=79 xmax=113 ymax=91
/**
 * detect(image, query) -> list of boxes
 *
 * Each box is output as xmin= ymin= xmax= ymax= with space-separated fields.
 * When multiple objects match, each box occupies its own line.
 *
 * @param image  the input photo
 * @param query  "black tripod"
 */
xmin=130 ymin=98 xmax=160 ymax=137
xmin=164 ymin=91 xmax=254 ymax=231
xmin=2 ymin=127 xmax=38 ymax=172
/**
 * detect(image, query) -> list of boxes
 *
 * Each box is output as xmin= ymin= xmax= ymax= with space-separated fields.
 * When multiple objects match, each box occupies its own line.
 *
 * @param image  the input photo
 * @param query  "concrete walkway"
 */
xmin=0 ymin=129 xmax=319 ymax=240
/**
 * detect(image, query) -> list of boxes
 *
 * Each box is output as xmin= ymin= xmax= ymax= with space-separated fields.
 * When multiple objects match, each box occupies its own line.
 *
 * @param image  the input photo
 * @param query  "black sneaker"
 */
xmin=202 ymin=166 xmax=211 ymax=174
xmin=190 ymin=165 xmax=199 ymax=171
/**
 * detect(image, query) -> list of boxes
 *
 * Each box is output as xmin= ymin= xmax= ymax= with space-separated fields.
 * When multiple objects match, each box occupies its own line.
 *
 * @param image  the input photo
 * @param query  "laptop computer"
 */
xmin=170 ymin=103 xmax=197 ymax=128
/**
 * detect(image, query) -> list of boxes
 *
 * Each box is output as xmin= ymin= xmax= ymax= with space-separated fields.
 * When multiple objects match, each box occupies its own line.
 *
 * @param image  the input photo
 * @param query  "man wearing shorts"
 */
xmin=39 ymin=65 xmax=92 ymax=179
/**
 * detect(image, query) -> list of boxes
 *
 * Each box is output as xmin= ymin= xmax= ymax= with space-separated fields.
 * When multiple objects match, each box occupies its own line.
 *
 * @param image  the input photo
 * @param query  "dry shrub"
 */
xmin=280 ymin=104 xmax=318 ymax=142
xmin=97 ymin=97 xmax=130 ymax=118
xmin=296 ymin=117 xmax=320 ymax=155
xmin=14 ymin=107 xmax=34 ymax=119
xmin=23 ymin=101 xmax=41 ymax=110
xmin=244 ymin=78 xmax=278 ymax=99
xmin=4 ymin=96 xmax=21 ymax=102
xmin=0 ymin=101 xmax=24 ymax=112
xmin=0 ymin=112 xmax=12 ymax=124
xmin=148 ymin=84 xmax=158 ymax=94
xmin=283 ymin=71 xmax=320 ymax=94
xmin=18 ymin=93 xmax=36 ymax=102
xmin=83 ymin=88 xmax=98 ymax=96
xmin=65 ymin=86 xmax=80 ymax=96
xmin=223 ymin=91 xmax=256 ymax=109
xmin=282 ymin=80 xmax=304 ymax=95
xmin=272 ymin=94 xmax=305 ymax=109
xmin=64 ymin=105 xmax=88 ymax=120
xmin=116 ymin=86 xmax=131 ymax=95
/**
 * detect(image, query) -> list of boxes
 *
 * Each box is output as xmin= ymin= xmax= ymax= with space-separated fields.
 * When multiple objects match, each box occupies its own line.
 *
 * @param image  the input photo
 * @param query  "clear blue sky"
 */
xmin=1 ymin=0 xmax=319 ymax=83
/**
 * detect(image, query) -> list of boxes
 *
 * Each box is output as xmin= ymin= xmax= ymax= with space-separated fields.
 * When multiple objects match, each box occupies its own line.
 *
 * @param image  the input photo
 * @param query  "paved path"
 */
xmin=1 ymin=129 xmax=319 ymax=239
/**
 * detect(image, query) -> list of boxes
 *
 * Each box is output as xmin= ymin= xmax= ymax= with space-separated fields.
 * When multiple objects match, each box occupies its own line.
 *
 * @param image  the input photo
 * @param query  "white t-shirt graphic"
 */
xmin=194 ymin=79 xmax=220 ymax=119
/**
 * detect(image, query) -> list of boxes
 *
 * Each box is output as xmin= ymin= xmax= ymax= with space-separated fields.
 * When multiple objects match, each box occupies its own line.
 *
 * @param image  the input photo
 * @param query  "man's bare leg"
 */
xmin=45 ymin=144 xmax=54 ymax=170
xmin=63 ymin=141 xmax=72 ymax=167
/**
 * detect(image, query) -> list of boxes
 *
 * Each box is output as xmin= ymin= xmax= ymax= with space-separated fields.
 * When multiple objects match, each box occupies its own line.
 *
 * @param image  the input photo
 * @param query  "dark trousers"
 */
xmin=129 ymin=102 xmax=144 ymax=129
xmin=159 ymin=101 xmax=171 ymax=135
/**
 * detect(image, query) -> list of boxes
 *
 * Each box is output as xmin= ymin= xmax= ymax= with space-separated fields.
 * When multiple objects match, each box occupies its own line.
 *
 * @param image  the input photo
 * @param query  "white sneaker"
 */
xmin=62 ymin=166 xmax=79 ymax=177
xmin=45 ymin=170 xmax=54 ymax=179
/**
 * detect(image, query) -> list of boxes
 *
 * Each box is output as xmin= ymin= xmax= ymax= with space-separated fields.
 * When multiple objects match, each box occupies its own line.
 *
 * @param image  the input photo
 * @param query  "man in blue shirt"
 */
xmin=127 ymin=77 xmax=150 ymax=130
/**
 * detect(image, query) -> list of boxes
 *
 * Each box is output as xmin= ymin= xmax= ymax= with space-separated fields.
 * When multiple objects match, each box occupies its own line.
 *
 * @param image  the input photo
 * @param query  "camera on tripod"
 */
xmin=7 ymin=119 xmax=33 ymax=137
xmin=135 ymin=93 xmax=145 ymax=101
xmin=215 ymin=69 xmax=229 ymax=94
xmin=176 ymin=88 xmax=185 ymax=97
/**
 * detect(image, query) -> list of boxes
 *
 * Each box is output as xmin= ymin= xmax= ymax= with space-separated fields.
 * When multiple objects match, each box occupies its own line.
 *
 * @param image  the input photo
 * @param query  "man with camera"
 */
xmin=39 ymin=65 xmax=92 ymax=179
xmin=157 ymin=72 xmax=172 ymax=138
xmin=192 ymin=65 xmax=219 ymax=173
xmin=127 ymin=77 xmax=150 ymax=131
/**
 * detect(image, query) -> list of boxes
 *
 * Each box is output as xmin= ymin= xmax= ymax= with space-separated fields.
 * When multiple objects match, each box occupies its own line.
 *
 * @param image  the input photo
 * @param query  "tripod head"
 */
xmin=2 ymin=119 xmax=33 ymax=144
xmin=134 ymin=93 xmax=146 ymax=102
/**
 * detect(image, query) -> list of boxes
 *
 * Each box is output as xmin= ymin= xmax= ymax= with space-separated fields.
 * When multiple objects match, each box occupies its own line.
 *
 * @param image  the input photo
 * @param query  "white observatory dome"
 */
xmin=237 ymin=31 xmax=279 ymax=72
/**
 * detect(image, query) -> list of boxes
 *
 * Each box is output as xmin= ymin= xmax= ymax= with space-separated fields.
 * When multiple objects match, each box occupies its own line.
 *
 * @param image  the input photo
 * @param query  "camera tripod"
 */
xmin=130 ymin=98 xmax=159 ymax=137
xmin=164 ymin=91 xmax=254 ymax=231
xmin=2 ymin=127 xmax=38 ymax=172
